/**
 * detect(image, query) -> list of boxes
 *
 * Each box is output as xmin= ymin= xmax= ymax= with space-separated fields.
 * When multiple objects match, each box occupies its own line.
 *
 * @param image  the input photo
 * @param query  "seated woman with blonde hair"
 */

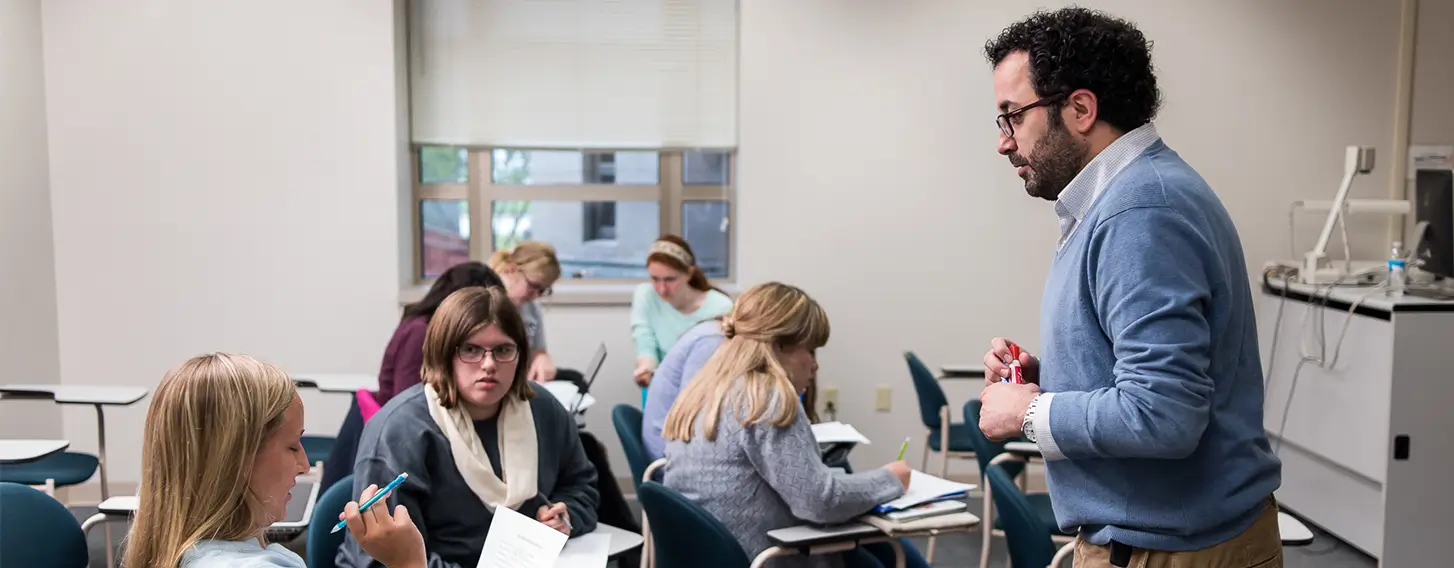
xmin=661 ymin=282 xmax=929 ymax=568
xmin=489 ymin=241 xmax=563 ymax=383
xmin=338 ymin=286 xmax=599 ymax=568
xmin=123 ymin=353 xmax=425 ymax=568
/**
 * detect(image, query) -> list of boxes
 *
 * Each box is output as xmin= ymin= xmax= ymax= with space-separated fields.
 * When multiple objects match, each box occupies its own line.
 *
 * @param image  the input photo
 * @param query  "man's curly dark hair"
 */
xmin=984 ymin=7 xmax=1162 ymax=134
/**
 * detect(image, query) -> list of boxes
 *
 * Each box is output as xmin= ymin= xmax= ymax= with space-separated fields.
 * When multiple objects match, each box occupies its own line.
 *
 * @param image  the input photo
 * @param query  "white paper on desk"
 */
xmin=477 ymin=506 xmax=570 ymax=568
xmin=539 ymin=381 xmax=596 ymax=413
xmin=810 ymin=421 xmax=872 ymax=445
xmin=876 ymin=470 xmax=975 ymax=512
xmin=551 ymin=533 xmax=611 ymax=568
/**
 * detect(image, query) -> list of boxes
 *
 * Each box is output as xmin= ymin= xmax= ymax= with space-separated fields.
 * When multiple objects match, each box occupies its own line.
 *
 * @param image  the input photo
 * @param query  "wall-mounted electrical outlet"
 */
xmin=875 ymin=385 xmax=892 ymax=412
xmin=822 ymin=386 xmax=839 ymax=407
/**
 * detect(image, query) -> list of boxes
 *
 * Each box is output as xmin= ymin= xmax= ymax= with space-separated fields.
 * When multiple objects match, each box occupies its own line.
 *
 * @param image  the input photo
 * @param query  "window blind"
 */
xmin=409 ymin=0 xmax=738 ymax=149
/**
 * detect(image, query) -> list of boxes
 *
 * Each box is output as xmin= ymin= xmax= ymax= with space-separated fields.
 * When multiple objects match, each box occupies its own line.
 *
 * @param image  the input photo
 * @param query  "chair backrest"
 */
xmin=0 ymin=482 xmax=88 ymax=568
xmin=963 ymin=399 xmax=1010 ymax=473
xmin=308 ymin=474 xmax=355 ymax=568
xmin=637 ymin=482 xmax=751 ymax=568
xmin=985 ymin=464 xmax=1057 ymax=568
xmin=904 ymin=351 xmax=948 ymax=429
xmin=611 ymin=404 xmax=650 ymax=490
xmin=357 ymin=389 xmax=382 ymax=423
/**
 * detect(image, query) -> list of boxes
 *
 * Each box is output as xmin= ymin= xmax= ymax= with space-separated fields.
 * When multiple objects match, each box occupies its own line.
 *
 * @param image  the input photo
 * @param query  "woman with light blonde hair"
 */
xmin=661 ymin=282 xmax=927 ymax=568
xmin=125 ymin=352 xmax=424 ymax=568
xmin=490 ymin=241 xmax=563 ymax=383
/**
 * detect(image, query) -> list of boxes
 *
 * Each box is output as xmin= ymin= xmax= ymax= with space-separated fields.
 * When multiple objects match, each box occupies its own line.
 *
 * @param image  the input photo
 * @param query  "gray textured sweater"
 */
xmin=663 ymin=385 xmax=904 ymax=568
xmin=337 ymin=382 xmax=599 ymax=568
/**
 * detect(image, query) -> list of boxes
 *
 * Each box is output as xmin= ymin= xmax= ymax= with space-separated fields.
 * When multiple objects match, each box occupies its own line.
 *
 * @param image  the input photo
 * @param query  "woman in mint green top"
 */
xmin=631 ymin=235 xmax=733 ymax=406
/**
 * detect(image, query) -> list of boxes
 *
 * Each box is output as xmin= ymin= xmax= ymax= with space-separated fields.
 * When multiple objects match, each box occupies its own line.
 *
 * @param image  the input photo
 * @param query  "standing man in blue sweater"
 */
xmin=975 ymin=8 xmax=1283 ymax=567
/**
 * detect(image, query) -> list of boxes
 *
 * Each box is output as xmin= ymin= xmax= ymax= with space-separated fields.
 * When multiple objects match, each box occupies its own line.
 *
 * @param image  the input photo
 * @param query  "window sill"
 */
xmin=398 ymin=280 xmax=739 ymax=308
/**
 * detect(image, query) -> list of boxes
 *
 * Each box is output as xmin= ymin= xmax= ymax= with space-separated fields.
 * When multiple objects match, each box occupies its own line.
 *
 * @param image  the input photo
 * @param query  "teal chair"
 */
xmin=0 ymin=452 xmax=99 ymax=496
xmin=965 ymin=399 xmax=1070 ymax=568
xmin=612 ymin=404 xmax=652 ymax=490
xmin=984 ymin=463 xmax=1074 ymax=568
xmin=308 ymin=474 xmax=355 ymax=568
xmin=905 ymin=351 xmax=976 ymax=562
xmin=904 ymin=352 xmax=976 ymax=476
xmin=638 ymin=481 xmax=752 ymax=568
xmin=0 ymin=482 xmax=89 ymax=568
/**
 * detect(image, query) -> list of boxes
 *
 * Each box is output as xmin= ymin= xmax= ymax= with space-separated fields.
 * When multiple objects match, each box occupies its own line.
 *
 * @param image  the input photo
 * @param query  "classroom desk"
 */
xmin=760 ymin=517 xmax=980 ymax=568
xmin=593 ymin=522 xmax=644 ymax=557
xmin=0 ymin=384 xmax=148 ymax=499
xmin=81 ymin=475 xmax=323 ymax=567
xmin=291 ymin=373 xmax=376 ymax=394
xmin=0 ymin=439 xmax=70 ymax=464
xmin=937 ymin=365 xmax=986 ymax=380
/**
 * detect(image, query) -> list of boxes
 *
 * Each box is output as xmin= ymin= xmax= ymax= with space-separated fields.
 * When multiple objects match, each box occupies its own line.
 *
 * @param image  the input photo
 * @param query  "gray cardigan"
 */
xmin=663 ymin=385 xmax=904 ymax=568
xmin=337 ymin=382 xmax=599 ymax=568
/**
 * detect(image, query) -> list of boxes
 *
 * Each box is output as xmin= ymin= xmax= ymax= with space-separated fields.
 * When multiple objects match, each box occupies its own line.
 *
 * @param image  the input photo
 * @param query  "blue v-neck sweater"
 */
xmin=1038 ymin=141 xmax=1281 ymax=551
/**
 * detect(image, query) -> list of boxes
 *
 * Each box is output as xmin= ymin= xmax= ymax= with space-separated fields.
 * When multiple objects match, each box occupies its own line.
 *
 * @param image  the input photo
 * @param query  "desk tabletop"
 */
xmin=291 ymin=374 xmax=376 ymax=394
xmin=97 ymin=476 xmax=320 ymax=529
xmin=0 ymin=384 xmax=148 ymax=405
xmin=593 ymin=523 xmax=644 ymax=556
xmin=938 ymin=365 xmax=986 ymax=380
xmin=1003 ymin=441 xmax=1040 ymax=456
xmin=767 ymin=522 xmax=882 ymax=546
xmin=1279 ymin=512 xmax=1315 ymax=546
xmin=1262 ymin=278 xmax=1454 ymax=314
xmin=0 ymin=439 xmax=70 ymax=464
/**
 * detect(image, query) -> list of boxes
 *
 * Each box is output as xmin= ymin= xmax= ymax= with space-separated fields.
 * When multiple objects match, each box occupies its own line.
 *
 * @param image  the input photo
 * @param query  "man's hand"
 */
xmin=983 ymin=337 xmax=1040 ymax=385
xmin=978 ymin=381 xmax=1041 ymax=441
xmin=536 ymin=502 xmax=571 ymax=536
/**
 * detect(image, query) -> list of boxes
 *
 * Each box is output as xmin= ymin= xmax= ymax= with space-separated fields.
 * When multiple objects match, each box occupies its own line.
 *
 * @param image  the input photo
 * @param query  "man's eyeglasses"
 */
xmin=995 ymin=92 xmax=1070 ymax=138
xmin=457 ymin=343 xmax=520 ymax=364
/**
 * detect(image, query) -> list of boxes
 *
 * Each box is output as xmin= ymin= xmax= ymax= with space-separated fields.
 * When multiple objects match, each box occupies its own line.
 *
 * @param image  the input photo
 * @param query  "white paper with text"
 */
xmin=477 ymin=506 xmax=570 ymax=568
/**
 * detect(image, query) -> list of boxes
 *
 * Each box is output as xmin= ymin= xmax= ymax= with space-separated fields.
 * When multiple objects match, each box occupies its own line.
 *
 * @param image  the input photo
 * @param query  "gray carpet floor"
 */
xmin=70 ymin=495 xmax=1375 ymax=567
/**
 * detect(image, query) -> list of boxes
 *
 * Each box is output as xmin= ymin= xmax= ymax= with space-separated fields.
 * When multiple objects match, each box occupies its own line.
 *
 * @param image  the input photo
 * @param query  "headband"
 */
xmin=649 ymin=240 xmax=694 ymax=266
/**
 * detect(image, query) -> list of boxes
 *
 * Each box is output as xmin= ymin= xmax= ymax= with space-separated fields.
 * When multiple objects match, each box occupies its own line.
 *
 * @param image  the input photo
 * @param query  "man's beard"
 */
xmin=1014 ymin=120 xmax=1089 ymax=202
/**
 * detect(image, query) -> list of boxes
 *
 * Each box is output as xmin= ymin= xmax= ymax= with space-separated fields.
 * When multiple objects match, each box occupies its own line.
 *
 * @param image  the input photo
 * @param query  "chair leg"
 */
xmin=979 ymin=482 xmax=993 ymax=568
xmin=920 ymin=436 xmax=930 ymax=471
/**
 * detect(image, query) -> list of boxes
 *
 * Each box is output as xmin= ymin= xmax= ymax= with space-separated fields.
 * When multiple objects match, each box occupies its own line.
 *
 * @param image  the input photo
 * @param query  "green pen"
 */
xmin=896 ymin=437 xmax=910 ymax=461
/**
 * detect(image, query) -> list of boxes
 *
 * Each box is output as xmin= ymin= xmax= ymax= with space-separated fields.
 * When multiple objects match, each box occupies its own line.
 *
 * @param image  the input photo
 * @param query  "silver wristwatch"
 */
xmin=1022 ymin=394 xmax=1040 ymax=442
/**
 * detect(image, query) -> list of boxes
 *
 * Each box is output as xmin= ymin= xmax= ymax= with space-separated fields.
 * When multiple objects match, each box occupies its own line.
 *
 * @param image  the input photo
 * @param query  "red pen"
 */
xmin=1006 ymin=343 xmax=1025 ymax=384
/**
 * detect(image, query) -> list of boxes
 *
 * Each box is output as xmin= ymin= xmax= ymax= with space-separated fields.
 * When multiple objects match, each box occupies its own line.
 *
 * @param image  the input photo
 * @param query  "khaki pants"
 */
xmin=1073 ymin=499 xmax=1283 ymax=568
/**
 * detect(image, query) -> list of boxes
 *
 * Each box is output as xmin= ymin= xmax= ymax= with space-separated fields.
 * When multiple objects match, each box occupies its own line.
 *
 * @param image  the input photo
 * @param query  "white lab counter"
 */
xmin=1259 ymin=278 xmax=1454 ymax=566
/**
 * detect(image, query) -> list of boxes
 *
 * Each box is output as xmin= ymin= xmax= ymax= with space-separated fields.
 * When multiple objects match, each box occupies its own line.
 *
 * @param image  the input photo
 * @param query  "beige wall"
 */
xmin=6 ymin=0 xmax=1451 ymax=490
xmin=0 ymin=0 xmax=63 ymax=439
xmin=1412 ymin=0 xmax=1454 ymax=144
xmin=38 ymin=0 xmax=403 ymax=496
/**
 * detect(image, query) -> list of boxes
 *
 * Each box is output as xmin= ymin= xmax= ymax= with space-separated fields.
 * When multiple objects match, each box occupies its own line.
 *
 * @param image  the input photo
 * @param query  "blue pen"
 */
xmin=332 ymin=472 xmax=410 ymax=534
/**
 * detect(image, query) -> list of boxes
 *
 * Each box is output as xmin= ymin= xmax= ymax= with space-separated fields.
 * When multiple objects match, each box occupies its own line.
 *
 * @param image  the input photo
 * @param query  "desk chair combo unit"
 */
xmin=903 ymin=351 xmax=978 ymax=562
xmin=963 ymin=400 xmax=1073 ymax=568
xmin=0 ymin=384 xmax=147 ymax=499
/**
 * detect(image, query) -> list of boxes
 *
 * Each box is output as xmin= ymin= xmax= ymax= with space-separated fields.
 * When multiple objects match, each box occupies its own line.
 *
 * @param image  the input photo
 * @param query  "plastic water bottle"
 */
xmin=1388 ymin=241 xmax=1406 ymax=299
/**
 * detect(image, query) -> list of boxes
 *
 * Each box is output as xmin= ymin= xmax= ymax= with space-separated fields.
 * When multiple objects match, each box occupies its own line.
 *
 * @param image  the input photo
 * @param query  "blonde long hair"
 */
xmin=663 ymin=282 xmax=829 ymax=442
xmin=123 ymin=353 xmax=297 ymax=568
xmin=489 ymin=241 xmax=562 ymax=286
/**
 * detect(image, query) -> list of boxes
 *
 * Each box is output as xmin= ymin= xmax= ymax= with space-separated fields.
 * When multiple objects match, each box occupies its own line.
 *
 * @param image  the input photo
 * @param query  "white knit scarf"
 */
xmin=423 ymin=385 xmax=538 ymax=511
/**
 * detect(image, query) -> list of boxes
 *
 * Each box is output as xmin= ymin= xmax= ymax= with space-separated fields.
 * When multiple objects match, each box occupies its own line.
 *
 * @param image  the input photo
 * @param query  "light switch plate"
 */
xmin=875 ymin=385 xmax=892 ymax=412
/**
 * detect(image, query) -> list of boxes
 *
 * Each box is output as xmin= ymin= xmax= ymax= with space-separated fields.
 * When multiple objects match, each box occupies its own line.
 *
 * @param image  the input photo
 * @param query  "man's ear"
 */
xmin=1066 ymin=88 xmax=1099 ymax=135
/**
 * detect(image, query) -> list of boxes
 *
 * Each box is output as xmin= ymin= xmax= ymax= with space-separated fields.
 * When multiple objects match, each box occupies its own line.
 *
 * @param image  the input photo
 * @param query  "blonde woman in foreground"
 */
xmin=661 ymin=283 xmax=929 ymax=568
xmin=123 ymin=352 xmax=426 ymax=568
